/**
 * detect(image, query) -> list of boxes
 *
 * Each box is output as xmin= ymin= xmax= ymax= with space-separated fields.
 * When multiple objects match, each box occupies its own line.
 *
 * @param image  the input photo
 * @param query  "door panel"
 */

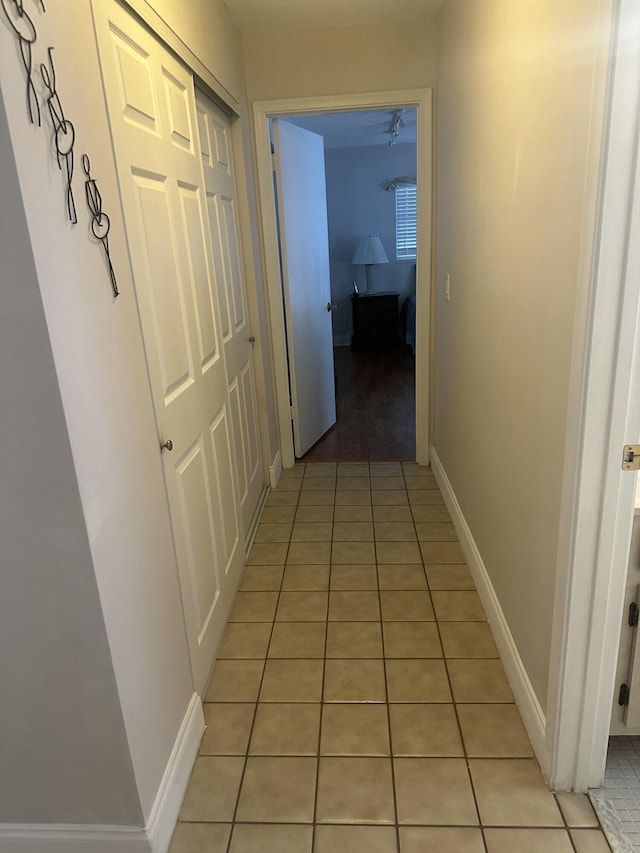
xmin=95 ymin=2 xmax=246 ymax=695
xmin=197 ymin=89 xmax=264 ymax=534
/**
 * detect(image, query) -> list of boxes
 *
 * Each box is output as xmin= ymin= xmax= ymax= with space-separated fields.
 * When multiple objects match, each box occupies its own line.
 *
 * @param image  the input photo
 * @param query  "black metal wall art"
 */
xmin=1 ymin=0 xmax=44 ymax=125
xmin=41 ymin=46 xmax=77 ymax=223
xmin=83 ymin=154 xmax=119 ymax=298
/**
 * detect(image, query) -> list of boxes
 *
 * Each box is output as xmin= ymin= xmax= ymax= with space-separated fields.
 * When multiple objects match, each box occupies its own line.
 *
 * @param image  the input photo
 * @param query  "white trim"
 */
xmin=252 ymin=90 xmax=432 ymax=468
xmin=431 ymin=448 xmax=547 ymax=763
xmin=0 ymin=826 xmax=149 ymax=852
xmin=269 ymin=449 xmax=282 ymax=489
xmin=145 ymin=692 xmax=204 ymax=852
xmin=546 ymin=0 xmax=640 ymax=792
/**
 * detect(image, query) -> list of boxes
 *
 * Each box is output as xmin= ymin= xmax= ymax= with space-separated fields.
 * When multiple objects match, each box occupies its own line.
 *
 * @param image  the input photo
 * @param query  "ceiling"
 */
xmin=222 ymin=0 xmax=442 ymax=33
xmin=284 ymin=108 xmax=417 ymax=149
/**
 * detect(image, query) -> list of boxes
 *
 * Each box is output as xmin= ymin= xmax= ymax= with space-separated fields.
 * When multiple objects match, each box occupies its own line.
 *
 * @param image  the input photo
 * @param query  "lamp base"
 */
xmin=365 ymin=264 xmax=373 ymax=293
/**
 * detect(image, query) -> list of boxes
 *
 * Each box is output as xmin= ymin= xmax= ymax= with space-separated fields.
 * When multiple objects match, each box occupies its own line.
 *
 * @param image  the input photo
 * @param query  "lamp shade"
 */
xmin=352 ymin=235 xmax=389 ymax=266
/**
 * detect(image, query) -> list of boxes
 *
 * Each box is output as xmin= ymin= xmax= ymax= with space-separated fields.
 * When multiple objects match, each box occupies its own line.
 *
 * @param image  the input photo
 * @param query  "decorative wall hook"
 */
xmin=1 ymin=0 xmax=42 ymax=125
xmin=40 ymin=46 xmax=77 ymax=223
xmin=83 ymin=154 xmax=119 ymax=298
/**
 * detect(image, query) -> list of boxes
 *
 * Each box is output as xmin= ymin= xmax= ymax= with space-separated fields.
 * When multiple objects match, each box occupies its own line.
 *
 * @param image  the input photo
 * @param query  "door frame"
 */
xmin=546 ymin=0 xmax=640 ymax=791
xmin=253 ymin=89 xmax=433 ymax=469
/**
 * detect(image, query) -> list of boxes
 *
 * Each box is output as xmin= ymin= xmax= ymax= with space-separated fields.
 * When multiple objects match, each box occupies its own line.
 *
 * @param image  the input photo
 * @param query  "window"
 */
xmin=395 ymin=184 xmax=417 ymax=260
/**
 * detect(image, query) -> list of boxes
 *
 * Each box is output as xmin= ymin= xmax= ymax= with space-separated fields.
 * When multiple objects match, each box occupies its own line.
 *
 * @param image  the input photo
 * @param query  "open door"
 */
xmin=272 ymin=119 xmax=336 ymax=457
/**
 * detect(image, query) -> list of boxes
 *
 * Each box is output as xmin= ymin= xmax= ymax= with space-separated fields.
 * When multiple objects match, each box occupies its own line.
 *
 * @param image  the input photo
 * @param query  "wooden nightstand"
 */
xmin=351 ymin=292 xmax=401 ymax=348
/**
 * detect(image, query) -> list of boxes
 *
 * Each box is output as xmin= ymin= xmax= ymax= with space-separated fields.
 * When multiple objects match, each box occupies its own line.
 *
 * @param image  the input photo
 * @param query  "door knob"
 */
xmin=327 ymin=302 xmax=337 ymax=312
xmin=160 ymin=439 xmax=173 ymax=452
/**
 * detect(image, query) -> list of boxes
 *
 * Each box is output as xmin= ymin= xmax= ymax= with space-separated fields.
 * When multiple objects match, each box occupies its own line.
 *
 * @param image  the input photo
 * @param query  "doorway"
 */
xmin=253 ymin=90 xmax=433 ymax=470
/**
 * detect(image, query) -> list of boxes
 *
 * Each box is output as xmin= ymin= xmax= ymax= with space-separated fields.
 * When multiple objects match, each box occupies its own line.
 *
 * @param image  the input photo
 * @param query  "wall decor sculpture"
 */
xmin=41 ymin=46 xmax=77 ymax=224
xmin=82 ymin=154 xmax=119 ymax=298
xmin=1 ymin=0 xmax=45 ymax=126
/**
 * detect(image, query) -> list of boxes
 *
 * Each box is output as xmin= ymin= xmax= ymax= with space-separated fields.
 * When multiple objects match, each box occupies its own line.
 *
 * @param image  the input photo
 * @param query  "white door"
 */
xmin=273 ymin=119 xmax=336 ymax=457
xmin=95 ymin=1 xmax=244 ymax=695
xmin=196 ymin=91 xmax=263 ymax=533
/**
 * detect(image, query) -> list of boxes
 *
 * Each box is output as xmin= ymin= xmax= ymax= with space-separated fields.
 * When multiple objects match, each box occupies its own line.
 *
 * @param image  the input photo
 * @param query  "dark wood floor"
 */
xmin=301 ymin=346 xmax=416 ymax=463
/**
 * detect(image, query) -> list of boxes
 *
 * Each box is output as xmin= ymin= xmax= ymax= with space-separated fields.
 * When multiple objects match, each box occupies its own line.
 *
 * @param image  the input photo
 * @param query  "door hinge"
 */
xmin=630 ymin=601 xmax=639 ymax=627
xmin=619 ymin=682 xmax=630 ymax=706
xmin=623 ymin=444 xmax=640 ymax=470
xmin=290 ymin=405 xmax=296 ymax=420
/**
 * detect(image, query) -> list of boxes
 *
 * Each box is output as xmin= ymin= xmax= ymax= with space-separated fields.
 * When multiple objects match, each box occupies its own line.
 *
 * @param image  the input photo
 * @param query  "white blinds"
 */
xmin=395 ymin=184 xmax=417 ymax=260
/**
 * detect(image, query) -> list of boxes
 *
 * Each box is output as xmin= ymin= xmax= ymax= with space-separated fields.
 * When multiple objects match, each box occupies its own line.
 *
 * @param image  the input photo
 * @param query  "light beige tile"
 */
xmin=374 ymin=522 xmax=418 ymax=541
xmin=281 ymin=564 xmax=330 ymax=591
xmin=484 ymin=829 xmax=574 ymax=853
xmin=180 ymin=756 xmax=244 ymax=821
xmin=201 ymin=703 xmax=254 ymax=755
xmin=260 ymin=505 xmax=297 ymax=524
xmin=249 ymin=703 xmax=321 ymax=755
xmin=229 ymin=824 xmax=313 ymax=853
xmin=420 ymin=541 xmax=465 ymax=563
xmin=330 ymin=564 xmax=378 ymax=590
xmin=298 ymin=490 xmax=335 ymax=506
xmin=302 ymin=476 xmax=336 ymax=491
xmin=469 ymin=759 xmax=563 ymax=826
xmin=383 ymin=622 xmax=442 ymax=658
xmin=457 ymin=704 xmax=533 ymax=757
xmin=287 ymin=541 xmax=331 ymax=564
xmin=295 ymin=504 xmax=334 ymax=523
xmin=276 ymin=591 xmax=328 ymax=621
xmin=333 ymin=504 xmax=373 ymax=522
xmin=373 ymin=505 xmax=414 ymax=522
xmin=254 ymin=522 xmax=293 ymax=543
xmin=405 ymin=475 xmax=439 ymax=491
xmin=247 ymin=542 xmax=288 ymax=565
xmin=380 ymin=590 xmax=434 ymax=621
xmin=376 ymin=541 xmax=422 ymax=564
xmin=448 ymin=659 xmax=514 ymax=702
xmin=259 ymin=659 xmax=324 ymax=702
xmin=305 ymin=462 xmax=337 ymax=477
xmin=324 ymin=659 xmax=387 ymax=702
xmin=426 ymin=564 xmax=475 ymax=590
xmin=556 ymin=792 xmax=599 ymax=827
xmin=335 ymin=489 xmax=372 ymax=505
xmin=439 ymin=622 xmax=499 ymax=658
xmin=266 ymin=490 xmax=300 ymax=507
xmin=326 ymin=621 xmax=383 ymax=658
xmin=338 ymin=462 xmax=370 ymax=476
xmin=315 ymin=825 xmax=397 ymax=853
xmin=390 ymin=704 xmax=463 ymax=756
xmin=399 ymin=827 xmax=485 ymax=853
xmin=394 ymin=758 xmax=478 ymax=825
xmin=205 ymin=659 xmax=264 ymax=702
xmin=377 ymin=564 xmax=427 ymax=590
xmin=321 ymin=703 xmax=390 ymax=755
xmin=570 ymin=830 xmax=613 ymax=853
xmin=218 ymin=623 xmax=272 ymax=659
xmin=291 ymin=522 xmax=333 ymax=541
xmin=329 ymin=590 xmax=380 ymax=621
xmin=316 ymin=757 xmax=395 ymax=823
xmin=169 ymin=822 xmax=231 ymax=853
xmin=337 ymin=476 xmax=370 ymax=491
xmin=333 ymin=521 xmax=374 ymax=541
xmin=408 ymin=490 xmax=445 ymax=506
xmin=268 ymin=622 xmax=326 ymax=658
xmin=386 ymin=659 xmax=451 ymax=702
xmin=411 ymin=504 xmax=452 ymax=522
xmin=274 ymin=479 xmax=302 ymax=492
xmin=236 ymin=756 xmax=317 ymax=822
xmin=432 ymin=590 xmax=486 ymax=621
xmin=371 ymin=463 xmax=403 ymax=476
xmin=281 ymin=464 xmax=305 ymax=478
xmin=229 ymin=591 xmax=278 ymax=622
xmin=332 ymin=541 xmax=376 ymax=564
xmin=372 ymin=489 xmax=409 ymax=506
xmin=416 ymin=522 xmax=457 ymax=541
xmin=371 ymin=476 xmax=406 ymax=490
xmin=240 ymin=565 xmax=284 ymax=591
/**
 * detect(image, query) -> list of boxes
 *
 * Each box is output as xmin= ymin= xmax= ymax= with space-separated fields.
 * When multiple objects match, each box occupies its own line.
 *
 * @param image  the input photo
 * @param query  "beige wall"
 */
xmin=243 ymin=20 xmax=438 ymax=101
xmin=435 ymin=0 xmax=612 ymax=709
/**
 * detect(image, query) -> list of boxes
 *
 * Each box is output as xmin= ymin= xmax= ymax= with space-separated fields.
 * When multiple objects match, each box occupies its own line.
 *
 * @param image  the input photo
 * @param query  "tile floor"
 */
xmin=596 ymin=736 xmax=640 ymax=850
xmin=170 ymin=462 xmax=612 ymax=853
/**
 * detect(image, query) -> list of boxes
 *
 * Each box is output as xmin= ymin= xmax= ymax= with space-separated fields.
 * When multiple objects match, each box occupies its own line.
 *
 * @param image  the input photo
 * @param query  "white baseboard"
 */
xmin=333 ymin=335 xmax=351 ymax=347
xmin=146 ymin=692 xmax=204 ymax=852
xmin=269 ymin=449 xmax=282 ymax=488
xmin=0 ymin=694 xmax=204 ymax=853
xmin=430 ymin=448 xmax=547 ymax=764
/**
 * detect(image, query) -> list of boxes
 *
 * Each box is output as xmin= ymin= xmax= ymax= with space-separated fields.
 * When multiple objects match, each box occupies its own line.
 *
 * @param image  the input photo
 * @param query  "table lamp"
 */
xmin=352 ymin=235 xmax=389 ymax=293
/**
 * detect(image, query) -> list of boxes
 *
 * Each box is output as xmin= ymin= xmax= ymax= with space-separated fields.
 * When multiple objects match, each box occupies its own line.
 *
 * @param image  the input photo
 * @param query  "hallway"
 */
xmin=170 ymin=463 xmax=611 ymax=853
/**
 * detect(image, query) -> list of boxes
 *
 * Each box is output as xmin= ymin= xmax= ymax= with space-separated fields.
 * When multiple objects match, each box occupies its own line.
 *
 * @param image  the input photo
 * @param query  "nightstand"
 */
xmin=351 ymin=292 xmax=401 ymax=348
